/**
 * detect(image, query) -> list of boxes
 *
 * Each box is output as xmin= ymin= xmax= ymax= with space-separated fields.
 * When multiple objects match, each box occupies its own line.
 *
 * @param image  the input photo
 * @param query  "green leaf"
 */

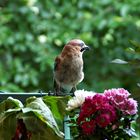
xmin=129 ymin=40 xmax=140 ymax=54
xmin=21 ymin=97 xmax=64 ymax=139
xmin=0 ymin=96 xmax=66 ymax=140
xmin=0 ymin=111 xmax=18 ymax=140
xmin=43 ymin=96 xmax=71 ymax=131
xmin=130 ymin=40 xmax=140 ymax=48
xmin=0 ymin=97 xmax=23 ymax=113
xmin=18 ymin=112 xmax=63 ymax=140
xmin=137 ymin=83 xmax=140 ymax=87
xmin=0 ymin=97 xmax=22 ymax=140
xmin=123 ymin=128 xmax=137 ymax=137
xmin=126 ymin=47 xmax=135 ymax=53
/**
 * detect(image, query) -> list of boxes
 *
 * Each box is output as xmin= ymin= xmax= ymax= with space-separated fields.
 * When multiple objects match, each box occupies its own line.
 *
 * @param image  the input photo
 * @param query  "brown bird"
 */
xmin=53 ymin=39 xmax=90 ymax=95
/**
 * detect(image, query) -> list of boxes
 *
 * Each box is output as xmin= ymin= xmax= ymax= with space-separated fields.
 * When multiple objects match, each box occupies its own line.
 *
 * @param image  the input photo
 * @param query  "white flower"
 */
xmin=66 ymin=90 xmax=95 ymax=111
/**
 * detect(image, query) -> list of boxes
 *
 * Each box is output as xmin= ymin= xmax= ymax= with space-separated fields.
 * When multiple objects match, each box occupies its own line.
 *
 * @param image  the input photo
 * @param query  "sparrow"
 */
xmin=53 ymin=39 xmax=90 ymax=95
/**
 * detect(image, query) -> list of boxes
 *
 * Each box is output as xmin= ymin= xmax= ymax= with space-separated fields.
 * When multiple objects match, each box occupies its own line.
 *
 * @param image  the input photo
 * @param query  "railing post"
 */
xmin=64 ymin=115 xmax=72 ymax=140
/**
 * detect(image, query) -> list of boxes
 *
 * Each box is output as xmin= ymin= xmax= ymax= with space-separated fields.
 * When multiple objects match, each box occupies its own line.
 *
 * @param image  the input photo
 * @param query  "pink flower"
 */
xmin=123 ymin=98 xmax=138 ymax=115
xmin=104 ymin=88 xmax=130 ymax=99
xmin=104 ymin=88 xmax=129 ymax=110
xmin=104 ymin=88 xmax=138 ymax=115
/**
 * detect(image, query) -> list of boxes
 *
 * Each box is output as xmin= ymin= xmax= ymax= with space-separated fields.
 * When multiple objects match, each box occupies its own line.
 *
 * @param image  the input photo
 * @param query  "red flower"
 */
xmin=81 ymin=120 xmax=96 ymax=135
xmin=91 ymin=94 xmax=108 ymax=107
xmin=77 ymin=94 xmax=117 ymax=135
xmin=95 ymin=101 xmax=117 ymax=128
xmin=96 ymin=113 xmax=111 ymax=128
xmin=77 ymin=97 xmax=96 ymax=124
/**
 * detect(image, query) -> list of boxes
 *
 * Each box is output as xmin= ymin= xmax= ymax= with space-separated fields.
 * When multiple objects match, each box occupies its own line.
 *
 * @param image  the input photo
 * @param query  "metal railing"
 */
xmin=0 ymin=92 xmax=47 ymax=103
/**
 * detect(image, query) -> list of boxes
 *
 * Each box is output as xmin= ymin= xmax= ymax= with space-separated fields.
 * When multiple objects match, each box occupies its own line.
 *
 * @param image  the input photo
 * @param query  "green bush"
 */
xmin=0 ymin=0 xmax=140 ymax=94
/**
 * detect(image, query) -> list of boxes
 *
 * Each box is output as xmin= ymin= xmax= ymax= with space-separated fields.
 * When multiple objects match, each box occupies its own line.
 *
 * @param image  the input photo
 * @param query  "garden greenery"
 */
xmin=0 ymin=0 xmax=140 ymax=93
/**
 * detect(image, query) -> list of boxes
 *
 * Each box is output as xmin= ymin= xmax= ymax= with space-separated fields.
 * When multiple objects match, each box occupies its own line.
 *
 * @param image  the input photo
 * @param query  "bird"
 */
xmin=53 ymin=39 xmax=90 ymax=95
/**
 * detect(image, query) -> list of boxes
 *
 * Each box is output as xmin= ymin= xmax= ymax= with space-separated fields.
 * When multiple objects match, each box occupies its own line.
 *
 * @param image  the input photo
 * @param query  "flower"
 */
xmin=123 ymin=98 xmax=138 ymax=115
xmin=81 ymin=120 xmax=96 ymax=135
xmin=104 ymin=88 xmax=129 ymax=112
xmin=78 ymin=94 xmax=110 ymax=120
xmin=104 ymin=88 xmax=130 ymax=99
xmin=78 ymin=94 xmax=117 ymax=134
xmin=68 ymin=88 xmax=138 ymax=139
xmin=104 ymin=88 xmax=138 ymax=115
xmin=96 ymin=113 xmax=112 ymax=128
xmin=66 ymin=90 xmax=95 ymax=111
xmin=77 ymin=97 xmax=95 ymax=123
xmin=95 ymin=105 xmax=117 ymax=128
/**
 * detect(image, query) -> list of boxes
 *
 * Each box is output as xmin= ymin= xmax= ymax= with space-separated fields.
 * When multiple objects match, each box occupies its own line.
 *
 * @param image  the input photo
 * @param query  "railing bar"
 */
xmin=64 ymin=115 xmax=72 ymax=140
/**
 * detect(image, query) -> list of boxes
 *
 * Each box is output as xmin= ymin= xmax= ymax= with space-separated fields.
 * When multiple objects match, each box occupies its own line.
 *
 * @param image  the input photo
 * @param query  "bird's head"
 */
xmin=64 ymin=39 xmax=90 ymax=53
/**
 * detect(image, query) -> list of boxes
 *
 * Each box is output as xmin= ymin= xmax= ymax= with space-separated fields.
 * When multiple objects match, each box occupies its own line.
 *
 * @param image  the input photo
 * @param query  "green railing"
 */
xmin=64 ymin=116 xmax=72 ymax=140
xmin=0 ymin=92 xmax=47 ymax=103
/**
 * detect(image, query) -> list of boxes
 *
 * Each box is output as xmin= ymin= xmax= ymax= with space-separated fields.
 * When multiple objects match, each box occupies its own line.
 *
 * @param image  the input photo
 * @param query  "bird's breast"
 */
xmin=55 ymin=55 xmax=84 ymax=86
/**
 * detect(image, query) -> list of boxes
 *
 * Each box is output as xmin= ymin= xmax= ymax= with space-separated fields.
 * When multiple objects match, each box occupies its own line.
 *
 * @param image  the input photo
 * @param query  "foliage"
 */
xmin=112 ymin=40 xmax=140 ymax=90
xmin=0 ymin=0 xmax=140 ymax=93
xmin=43 ymin=95 xmax=71 ymax=131
xmin=0 ymin=95 xmax=70 ymax=140
xmin=112 ymin=40 xmax=140 ymax=140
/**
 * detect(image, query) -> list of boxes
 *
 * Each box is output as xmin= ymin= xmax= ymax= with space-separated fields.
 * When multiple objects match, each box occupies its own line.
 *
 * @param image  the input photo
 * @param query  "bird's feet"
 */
xmin=48 ymin=90 xmax=63 ymax=96
xmin=70 ymin=87 xmax=76 ymax=96
xmin=54 ymin=91 xmax=64 ymax=96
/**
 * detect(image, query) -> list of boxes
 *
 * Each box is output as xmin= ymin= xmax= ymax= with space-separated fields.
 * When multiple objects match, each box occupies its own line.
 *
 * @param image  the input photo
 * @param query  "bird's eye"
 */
xmin=79 ymin=42 xmax=84 ymax=47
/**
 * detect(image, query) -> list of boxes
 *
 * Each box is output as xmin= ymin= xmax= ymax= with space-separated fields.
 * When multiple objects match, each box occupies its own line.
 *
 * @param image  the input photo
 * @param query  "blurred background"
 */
xmin=0 ymin=0 xmax=140 ymax=139
xmin=0 ymin=0 xmax=140 ymax=93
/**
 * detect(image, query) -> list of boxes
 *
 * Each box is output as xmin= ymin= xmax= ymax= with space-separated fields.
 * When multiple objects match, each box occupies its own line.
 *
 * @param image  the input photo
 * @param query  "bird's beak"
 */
xmin=80 ymin=45 xmax=90 ymax=52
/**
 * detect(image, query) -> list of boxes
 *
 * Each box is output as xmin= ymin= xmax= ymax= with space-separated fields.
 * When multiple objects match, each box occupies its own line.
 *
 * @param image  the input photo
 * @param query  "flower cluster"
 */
xmin=104 ymin=88 xmax=137 ymax=115
xmin=78 ymin=94 xmax=117 ymax=135
xmin=67 ymin=88 xmax=138 ymax=139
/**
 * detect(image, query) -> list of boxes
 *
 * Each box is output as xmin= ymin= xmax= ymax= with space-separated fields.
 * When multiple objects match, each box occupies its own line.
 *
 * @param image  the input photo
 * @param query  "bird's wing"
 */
xmin=53 ymin=56 xmax=62 ymax=94
xmin=53 ymin=78 xmax=59 ymax=94
xmin=54 ymin=56 xmax=61 ymax=71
